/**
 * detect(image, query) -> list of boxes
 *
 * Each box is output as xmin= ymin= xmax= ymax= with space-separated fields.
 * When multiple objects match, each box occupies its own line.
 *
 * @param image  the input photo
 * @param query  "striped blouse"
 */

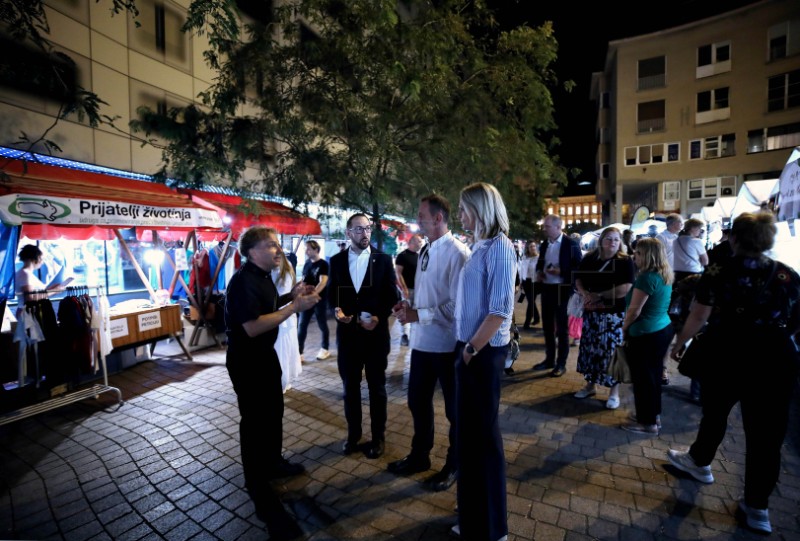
xmin=455 ymin=234 xmax=516 ymax=347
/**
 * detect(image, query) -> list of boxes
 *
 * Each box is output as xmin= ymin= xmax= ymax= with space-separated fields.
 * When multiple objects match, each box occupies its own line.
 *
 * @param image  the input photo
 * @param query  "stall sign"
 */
xmin=110 ymin=317 xmax=129 ymax=339
xmin=138 ymin=311 xmax=162 ymax=332
xmin=0 ymin=194 xmax=223 ymax=229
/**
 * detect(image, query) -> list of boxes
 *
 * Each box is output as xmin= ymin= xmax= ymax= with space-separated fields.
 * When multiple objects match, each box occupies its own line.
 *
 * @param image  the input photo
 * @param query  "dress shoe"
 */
xmin=550 ymin=366 xmax=566 ymax=377
xmin=532 ymin=359 xmax=555 ymax=371
xmin=342 ymin=440 xmax=361 ymax=455
xmin=427 ymin=467 xmax=457 ymax=491
xmin=388 ymin=454 xmax=431 ymax=474
xmin=266 ymin=458 xmax=305 ymax=479
xmin=364 ymin=439 xmax=385 ymax=459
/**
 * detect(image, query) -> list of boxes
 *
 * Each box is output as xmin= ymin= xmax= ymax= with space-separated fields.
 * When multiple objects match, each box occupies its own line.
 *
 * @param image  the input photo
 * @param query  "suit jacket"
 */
xmin=536 ymin=234 xmax=583 ymax=289
xmin=328 ymin=247 xmax=399 ymax=342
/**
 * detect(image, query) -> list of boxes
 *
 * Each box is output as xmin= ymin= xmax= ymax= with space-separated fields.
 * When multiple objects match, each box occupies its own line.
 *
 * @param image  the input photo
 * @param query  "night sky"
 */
xmin=486 ymin=0 xmax=762 ymax=196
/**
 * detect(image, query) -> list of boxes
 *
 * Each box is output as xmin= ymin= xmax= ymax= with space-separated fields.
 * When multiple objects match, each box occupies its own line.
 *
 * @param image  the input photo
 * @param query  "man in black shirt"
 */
xmin=298 ymin=240 xmax=331 ymax=360
xmin=395 ymin=234 xmax=422 ymax=346
xmin=224 ymin=226 xmax=319 ymax=538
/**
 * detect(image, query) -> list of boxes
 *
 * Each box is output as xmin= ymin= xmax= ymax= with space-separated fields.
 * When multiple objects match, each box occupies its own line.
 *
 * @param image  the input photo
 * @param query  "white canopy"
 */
xmin=775 ymin=146 xmax=800 ymax=221
xmin=730 ymin=179 xmax=779 ymax=219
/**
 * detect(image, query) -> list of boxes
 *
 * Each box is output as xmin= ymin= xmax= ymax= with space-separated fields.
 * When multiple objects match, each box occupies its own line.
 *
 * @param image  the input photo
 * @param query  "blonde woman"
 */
xmin=272 ymin=250 xmax=302 ymax=392
xmin=621 ymin=238 xmax=674 ymax=435
xmin=453 ymin=182 xmax=515 ymax=541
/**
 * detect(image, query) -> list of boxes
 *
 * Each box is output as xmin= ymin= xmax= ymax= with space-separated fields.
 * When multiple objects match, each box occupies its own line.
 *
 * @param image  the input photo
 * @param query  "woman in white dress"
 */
xmin=272 ymin=253 xmax=302 ymax=392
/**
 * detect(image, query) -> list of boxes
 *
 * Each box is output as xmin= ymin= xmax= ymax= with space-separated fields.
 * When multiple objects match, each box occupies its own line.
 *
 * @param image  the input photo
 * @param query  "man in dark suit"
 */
xmin=533 ymin=214 xmax=583 ymax=377
xmin=328 ymin=213 xmax=400 ymax=459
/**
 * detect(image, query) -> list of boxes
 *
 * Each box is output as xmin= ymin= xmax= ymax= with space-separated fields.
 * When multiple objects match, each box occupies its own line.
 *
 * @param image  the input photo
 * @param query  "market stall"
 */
xmin=172 ymin=188 xmax=321 ymax=347
xmin=0 ymin=154 xmax=225 ymax=423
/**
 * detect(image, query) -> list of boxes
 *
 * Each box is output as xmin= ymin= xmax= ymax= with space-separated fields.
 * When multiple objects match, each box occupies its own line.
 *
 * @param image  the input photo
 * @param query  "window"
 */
xmin=697 ymin=41 xmax=731 ymax=78
xmin=600 ymin=163 xmax=609 ymax=179
xmin=697 ymin=87 xmax=729 ymax=112
xmin=623 ymin=143 xmax=680 ymax=166
xmin=601 ymin=91 xmax=610 ymax=109
xmin=689 ymin=134 xmax=735 ymax=160
xmin=128 ymin=0 xmax=191 ymax=71
xmin=663 ymin=181 xmax=680 ymax=201
xmin=591 ymin=204 xmax=598 ymax=214
xmin=687 ymin=177 xmax=736 ymax=200
xmin=637 ymin=100 xmax=665 ymax=133
xmin=768 ymin=69 xmax=800 ymax=112
xmin=638 ymin=56 xmax=665 ymax=90
xmin=749 ymin=123 xmax=800 ymax=153
xmin=14 ymin=235 xmax=156 ymax=298
xmin=768 ymin=20 xmax=800 ymax=61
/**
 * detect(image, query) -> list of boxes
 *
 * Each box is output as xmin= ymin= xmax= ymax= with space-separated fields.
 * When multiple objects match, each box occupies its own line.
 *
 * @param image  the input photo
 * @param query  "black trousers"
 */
xmin=689 ymin=329 xmax=797 ymax=509
xmin=336 ymin=324 xmax=389 ymax=443
xmin=455 ymin=342 xmax=508 ymax=541
xmin=540 ymin=283 xmax=570 ymax=367
xmin=627 ymin=324 xmax=674 ymax=426
xmin=521 ymin=279 xmax=540 ymax=327
xmin=297 ymin=298 xmax=330 ymax=353
xmin=226 ymin=348 xmax=288 ymax=526
xmin=408 ymin=349 xmax=457 ymax=468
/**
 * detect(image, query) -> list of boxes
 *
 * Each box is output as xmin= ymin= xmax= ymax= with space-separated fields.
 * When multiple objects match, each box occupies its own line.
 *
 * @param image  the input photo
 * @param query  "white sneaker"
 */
xmin=450 ymin=524 xmax=460 ymax=537
xmin=316 ymin=349 xmax=331 ymax=360
xmin=605 ymin=395 xmax=620 ymax=409
xmin=667 ymin=449 xmax=714 ymax=483
xmin=738 ymin=501 xmax=772 ymax=534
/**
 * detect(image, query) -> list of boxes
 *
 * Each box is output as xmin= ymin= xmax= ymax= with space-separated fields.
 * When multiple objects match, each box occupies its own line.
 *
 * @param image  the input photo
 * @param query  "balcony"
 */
xmin=637 ymin=118 xmax=665 ymax=133
xmin=637 ymin=74 xmax=665 ymax=91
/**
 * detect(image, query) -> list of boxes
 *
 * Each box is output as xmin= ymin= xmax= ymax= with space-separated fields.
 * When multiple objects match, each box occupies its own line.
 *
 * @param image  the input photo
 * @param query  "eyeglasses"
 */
xmin=348 ymin=226 xmax=372 ymax=234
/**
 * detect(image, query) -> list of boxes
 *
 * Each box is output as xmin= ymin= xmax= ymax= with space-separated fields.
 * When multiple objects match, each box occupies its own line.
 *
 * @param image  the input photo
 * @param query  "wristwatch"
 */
xmin=465 ymin=342 xmax=480 ymax=356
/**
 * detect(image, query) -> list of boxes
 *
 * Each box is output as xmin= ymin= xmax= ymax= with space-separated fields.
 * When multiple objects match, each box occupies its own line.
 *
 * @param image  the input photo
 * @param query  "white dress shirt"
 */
xmin=348 ymin=246 xmax=371 ymax=293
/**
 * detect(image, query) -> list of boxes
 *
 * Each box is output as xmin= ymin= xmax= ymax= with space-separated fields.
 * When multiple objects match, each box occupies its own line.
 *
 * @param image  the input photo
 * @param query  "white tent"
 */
xmin=730 ymin=179 xmax=779 ymax=219
xmin=774 ymin=146 xmax=800 ymax=221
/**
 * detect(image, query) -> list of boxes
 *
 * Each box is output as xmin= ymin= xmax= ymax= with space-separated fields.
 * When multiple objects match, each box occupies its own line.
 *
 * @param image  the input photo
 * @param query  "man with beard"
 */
xmin=328 ymin=213 xmax=399 ymax=459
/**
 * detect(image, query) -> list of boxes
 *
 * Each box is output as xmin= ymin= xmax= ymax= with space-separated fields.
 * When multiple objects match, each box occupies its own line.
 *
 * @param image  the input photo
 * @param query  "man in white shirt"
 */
xmin=389 ymin=194 xmax=470 ymax=491
xmin=656 ymin=213 xmax=683 ymax=268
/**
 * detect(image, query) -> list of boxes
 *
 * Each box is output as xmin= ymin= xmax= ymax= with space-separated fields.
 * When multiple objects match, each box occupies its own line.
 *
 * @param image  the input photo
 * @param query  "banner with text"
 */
xmin=0 ymin=193 xmax=223 ymax=230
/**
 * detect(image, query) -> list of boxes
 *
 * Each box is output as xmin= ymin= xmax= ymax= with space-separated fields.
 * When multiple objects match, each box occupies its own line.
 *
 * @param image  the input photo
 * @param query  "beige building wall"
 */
xmin=0 ymin=0 xmax=217 ymax=176
xmin=594 ymin=0 xmax=800 ymax=223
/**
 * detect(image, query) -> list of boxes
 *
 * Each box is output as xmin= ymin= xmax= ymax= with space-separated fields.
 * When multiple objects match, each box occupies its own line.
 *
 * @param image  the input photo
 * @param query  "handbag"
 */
xmin=567 ymin=292 xmax=584 ymax=318
xmin=677 ymin=333 xmax=707 ymax=379
xmin=607 ymin=342 xmax=632 ymax=384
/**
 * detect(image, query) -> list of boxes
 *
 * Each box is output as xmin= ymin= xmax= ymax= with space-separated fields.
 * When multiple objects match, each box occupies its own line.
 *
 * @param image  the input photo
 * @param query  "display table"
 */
xmin=109 ymin=303 xmax=192 ymax=360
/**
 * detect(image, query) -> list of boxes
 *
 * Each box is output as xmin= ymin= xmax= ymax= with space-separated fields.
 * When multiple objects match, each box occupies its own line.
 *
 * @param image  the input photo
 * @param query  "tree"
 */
xmin=0 ymin=0 xmax=139 ymax=174
xmin=132 ymin=0 xmax=570 ymax=241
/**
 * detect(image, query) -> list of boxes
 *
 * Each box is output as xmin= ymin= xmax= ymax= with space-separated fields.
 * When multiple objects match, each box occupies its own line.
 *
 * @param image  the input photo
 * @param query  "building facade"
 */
xmin=545 ymin=195 xmax=602 ymax=229
xmin=591 ymin=0 xmax=800 ymax=223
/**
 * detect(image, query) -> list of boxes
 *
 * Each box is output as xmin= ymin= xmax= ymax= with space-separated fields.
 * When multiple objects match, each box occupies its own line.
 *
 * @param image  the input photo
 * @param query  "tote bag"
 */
xmin=607 ymin=342 xmax=632 ymax=384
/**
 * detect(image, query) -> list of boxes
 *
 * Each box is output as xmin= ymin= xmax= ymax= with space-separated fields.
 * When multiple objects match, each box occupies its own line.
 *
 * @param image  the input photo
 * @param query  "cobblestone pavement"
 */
xmin=1 ymin=303 xmax=798 ymax=541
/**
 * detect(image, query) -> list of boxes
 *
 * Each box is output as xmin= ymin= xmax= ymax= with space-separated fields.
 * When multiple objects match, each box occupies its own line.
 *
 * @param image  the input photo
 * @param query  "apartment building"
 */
xmin=544 ymin=194 xmax=602 ymax=229
xmin=591 ymin=0 xmax=800 ymax=224
xmin=0 ymin=0 xmax=222 ymax=174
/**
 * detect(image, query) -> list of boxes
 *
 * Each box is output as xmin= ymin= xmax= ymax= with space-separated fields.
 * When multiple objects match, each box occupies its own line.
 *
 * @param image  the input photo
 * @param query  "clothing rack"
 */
xmin=0 ymin=285 xmax=123 ymax=426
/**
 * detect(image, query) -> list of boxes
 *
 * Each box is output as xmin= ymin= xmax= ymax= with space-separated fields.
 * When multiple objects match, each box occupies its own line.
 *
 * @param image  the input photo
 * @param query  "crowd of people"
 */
xmin=211 ymin=193 xmax=798 ymax=540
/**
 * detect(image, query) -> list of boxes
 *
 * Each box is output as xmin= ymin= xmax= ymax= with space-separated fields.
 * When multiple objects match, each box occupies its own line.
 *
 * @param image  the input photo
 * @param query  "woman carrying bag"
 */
xmin=620 ymin=238 xmax=674 ymax=435
xmin=666 ymin=212 xmax=800 ymax=535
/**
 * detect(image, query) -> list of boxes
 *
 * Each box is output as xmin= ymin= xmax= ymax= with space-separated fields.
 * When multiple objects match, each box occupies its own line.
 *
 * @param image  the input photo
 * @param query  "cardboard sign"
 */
xmin=138 ymin=311 xmax=162 ymax=332
xmin=110 ymin=317 xmax=129 ymax=339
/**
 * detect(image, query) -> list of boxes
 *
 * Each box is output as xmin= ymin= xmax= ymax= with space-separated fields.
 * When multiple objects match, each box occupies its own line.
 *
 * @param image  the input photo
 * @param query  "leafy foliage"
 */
xmin=133 ymin=0 xmax=569 ymax=237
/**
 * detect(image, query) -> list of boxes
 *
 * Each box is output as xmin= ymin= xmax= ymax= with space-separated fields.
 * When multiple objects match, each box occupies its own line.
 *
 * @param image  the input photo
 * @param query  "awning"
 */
xmin=0 ymin=159 xmax=224 ymax=240
xmin=178 ymin=189 xmax=321 ymax=238
xmin=730 ymin=178 xmax=779 ymax=220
